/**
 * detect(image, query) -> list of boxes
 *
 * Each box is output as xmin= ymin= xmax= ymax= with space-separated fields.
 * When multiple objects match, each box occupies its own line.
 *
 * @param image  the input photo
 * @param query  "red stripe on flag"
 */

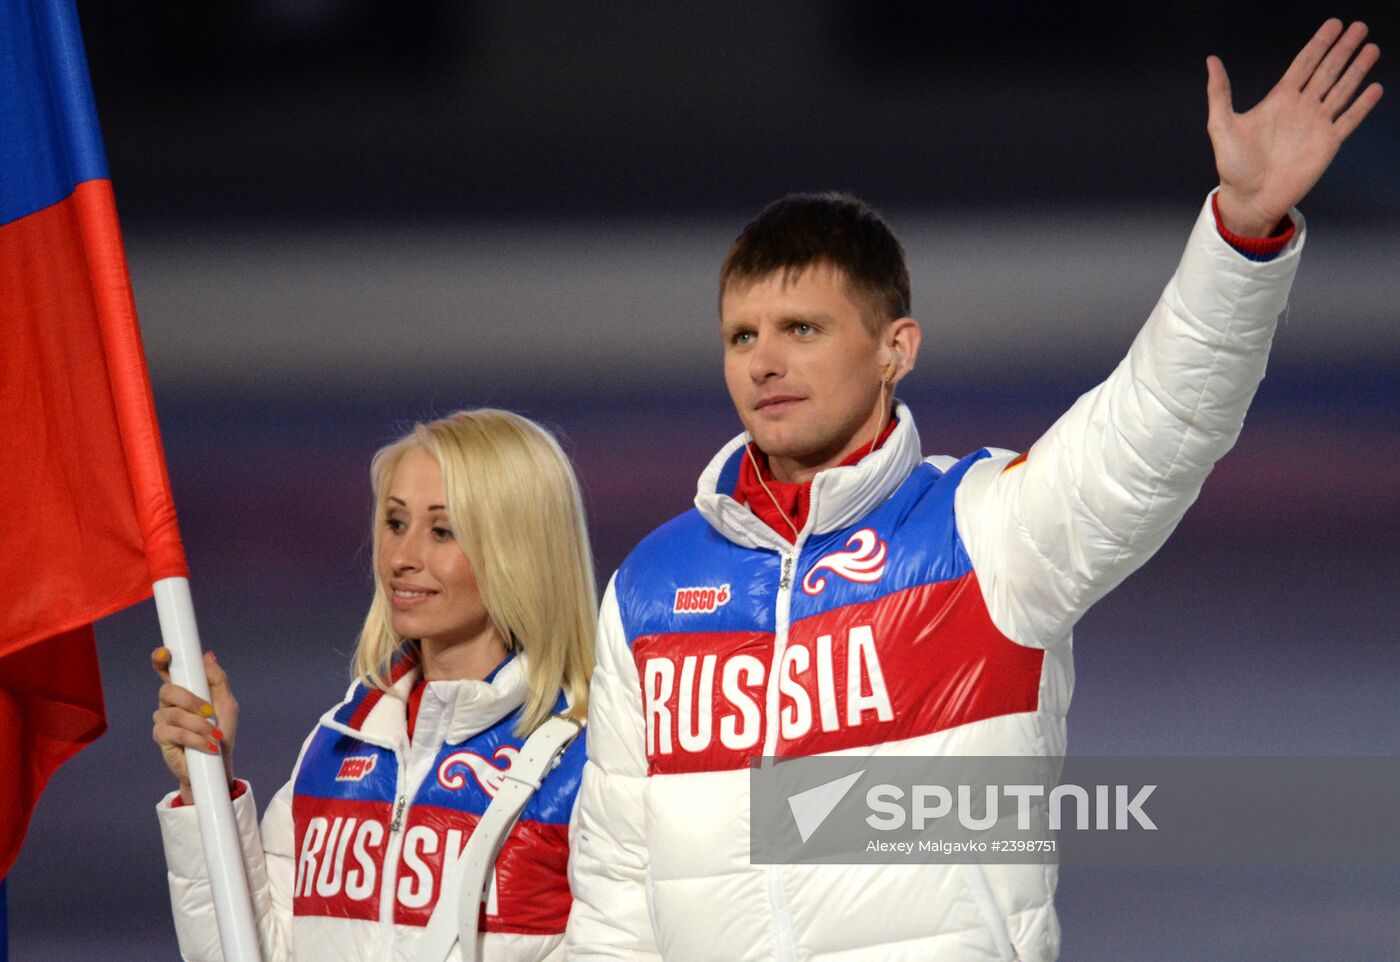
xmin=0 ymin=181 xmax=188 ymax=879
xmin=0 ymin=628 xmax=106 ymax=880
xmin=0 ymin=180 xmax=187 ymax=645
xmin=71 ymin=178 xmax=187 ymax=579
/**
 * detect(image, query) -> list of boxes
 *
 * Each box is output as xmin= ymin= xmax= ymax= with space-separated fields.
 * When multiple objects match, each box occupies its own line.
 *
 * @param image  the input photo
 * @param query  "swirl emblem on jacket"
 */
xmin=801 ymin=528 xmax=888 ymax=596
xmin=436 ymin=745 xmax=520 ymax=798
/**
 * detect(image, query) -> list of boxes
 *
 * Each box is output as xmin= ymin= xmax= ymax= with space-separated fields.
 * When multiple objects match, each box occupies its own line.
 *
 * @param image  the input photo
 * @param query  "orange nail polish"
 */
xmin=212 ymin=728 xmax=224 ymax=741
xmin=207 ymin=742 xmax=219 ymax=753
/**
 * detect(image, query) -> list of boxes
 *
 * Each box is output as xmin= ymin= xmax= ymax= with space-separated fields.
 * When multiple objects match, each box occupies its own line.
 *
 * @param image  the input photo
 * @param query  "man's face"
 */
xmin=721 ymin=262 xmax=888 ymax=479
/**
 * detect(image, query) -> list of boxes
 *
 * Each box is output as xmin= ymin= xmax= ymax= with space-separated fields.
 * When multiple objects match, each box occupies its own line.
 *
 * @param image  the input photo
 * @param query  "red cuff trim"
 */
xmin=1001 ymin=452 xmax=1028 ymax=473
xmin=170 ymin=778 xmax=246 ymax=808
xmin=1211 ymin=194 xmax=1295 ymax=259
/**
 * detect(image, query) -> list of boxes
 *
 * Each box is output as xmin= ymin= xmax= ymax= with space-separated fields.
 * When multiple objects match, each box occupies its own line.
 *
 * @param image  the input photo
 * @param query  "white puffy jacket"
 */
xmin=158 ymin=652 xmax=583 ymax=962
xmin=567 ymin=194 xmax=1304 ymax=961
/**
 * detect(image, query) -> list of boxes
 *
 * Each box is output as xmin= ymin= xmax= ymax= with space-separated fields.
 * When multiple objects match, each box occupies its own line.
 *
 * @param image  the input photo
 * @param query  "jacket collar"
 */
xmin=694 ymin=402 xmax=923 ymax=550
xmin=321 ymin=646 xmax=530 ymax=750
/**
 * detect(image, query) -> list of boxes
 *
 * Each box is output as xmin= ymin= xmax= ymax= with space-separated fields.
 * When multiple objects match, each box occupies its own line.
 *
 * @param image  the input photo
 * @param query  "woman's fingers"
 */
xmin=150 ymin=646 xmax=173 ymax=684
xmin=204 ymin=651 xmax=239 ymax=732
xmin=153 ymin=647 xmax=236 ymax=792
xmin=152 ymin=718 xmax=222 ymax=755
xmin=152 ymin=703 xmax=224 ymax=747
xmin=152 ymin=650 xmax=232 ymax=731
xmin=157 ymin=680 xmax=215 ymax=718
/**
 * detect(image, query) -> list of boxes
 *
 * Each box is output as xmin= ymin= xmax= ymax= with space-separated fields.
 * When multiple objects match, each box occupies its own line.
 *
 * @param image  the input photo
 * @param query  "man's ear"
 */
xmin=884 ymin=317 xmax=921 ymax=385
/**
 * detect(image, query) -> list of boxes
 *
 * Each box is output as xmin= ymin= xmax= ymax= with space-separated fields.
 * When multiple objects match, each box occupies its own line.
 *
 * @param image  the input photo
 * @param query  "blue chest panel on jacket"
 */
xmin=295 ymin=728 xmax=399 ymax=801
xmin=788 ymin=454 xmax=985 ymax=621
xmin=616 ymin=450 xmax=990 ymax=644
xmin=616 ymin=509 xmax=780 ymax=639
xmin=294 ymin=695 xmax=584 ymax=826
xmin=410 ymin=696 xmax=585 ymax=825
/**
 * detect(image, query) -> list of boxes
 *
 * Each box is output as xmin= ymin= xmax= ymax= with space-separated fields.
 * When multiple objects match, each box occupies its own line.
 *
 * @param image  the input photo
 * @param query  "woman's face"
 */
xmin=376 ymin=446 xmax=492 ymax=651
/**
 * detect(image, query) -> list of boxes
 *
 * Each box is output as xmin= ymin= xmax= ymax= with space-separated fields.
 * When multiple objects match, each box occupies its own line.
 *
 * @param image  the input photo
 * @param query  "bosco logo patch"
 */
xmin=335 ymin=755 xmax=377 ymax=782
xmin=673 ymin=583 xmax=731 ymax=614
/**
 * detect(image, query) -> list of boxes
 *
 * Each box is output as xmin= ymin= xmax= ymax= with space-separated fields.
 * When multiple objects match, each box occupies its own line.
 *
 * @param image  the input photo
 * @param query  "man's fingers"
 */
xmin=1305 ymin=21 xmax=1370 ymax=99
xmin=1335 ymin=81 xmax=1384 ymax=141
xmin=1283 ymin=18 xmax=1346 ymax=91
xmin=1205 ymin=55 xmax=1234 ymax=129
xmin=1324 ymin=43 xmax=1381 ymax=116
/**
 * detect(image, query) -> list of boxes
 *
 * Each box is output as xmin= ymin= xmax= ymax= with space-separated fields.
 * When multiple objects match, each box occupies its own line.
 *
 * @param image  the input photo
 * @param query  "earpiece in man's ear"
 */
xmin=883 ymin=348 xmax=904 ymax=383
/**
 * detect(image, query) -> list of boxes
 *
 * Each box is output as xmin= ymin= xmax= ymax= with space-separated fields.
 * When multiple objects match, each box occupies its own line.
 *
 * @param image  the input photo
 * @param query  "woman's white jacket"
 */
xmin=158 ymin=653 xmax=583 ymax=962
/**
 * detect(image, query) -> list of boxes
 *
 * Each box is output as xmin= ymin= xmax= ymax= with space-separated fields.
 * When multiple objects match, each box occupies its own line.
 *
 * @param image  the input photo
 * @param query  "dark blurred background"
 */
xmin=9 ymin=2 xmax=1400 ymax=959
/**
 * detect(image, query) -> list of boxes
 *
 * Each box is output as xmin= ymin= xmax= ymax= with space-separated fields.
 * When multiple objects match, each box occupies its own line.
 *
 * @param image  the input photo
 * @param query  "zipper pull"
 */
xmin=389 ymin=794 xmax=407 ymax=833
xmin=779 ymin=555 xmax=794 ymax=590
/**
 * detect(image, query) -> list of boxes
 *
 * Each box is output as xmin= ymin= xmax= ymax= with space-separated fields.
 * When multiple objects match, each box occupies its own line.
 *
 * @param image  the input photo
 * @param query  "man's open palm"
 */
xmin=1209 ymin=19 xmax=1382 ymax=237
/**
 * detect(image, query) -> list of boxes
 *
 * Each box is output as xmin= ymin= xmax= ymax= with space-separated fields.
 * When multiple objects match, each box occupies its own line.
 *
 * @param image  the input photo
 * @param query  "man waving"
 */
xmin=569 ymin=21 xmax=1382 ymax=962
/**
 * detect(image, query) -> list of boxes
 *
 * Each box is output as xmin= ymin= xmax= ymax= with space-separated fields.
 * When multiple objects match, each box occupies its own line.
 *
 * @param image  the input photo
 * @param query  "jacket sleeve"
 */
xmin=566 ymin=574 xmax=662 ymax=959
xmin=258 ymin=780 xmax=297 ymax=954
xmin=157 ymin=778 xmax=295 ymax=962
xmin=954 ymin=191 xmax=1304 ymax=649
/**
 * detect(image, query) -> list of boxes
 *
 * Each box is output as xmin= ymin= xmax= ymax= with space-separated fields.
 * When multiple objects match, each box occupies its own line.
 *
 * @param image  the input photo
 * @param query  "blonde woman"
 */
xmin=151 ymin=410 xmax=596 ymax=962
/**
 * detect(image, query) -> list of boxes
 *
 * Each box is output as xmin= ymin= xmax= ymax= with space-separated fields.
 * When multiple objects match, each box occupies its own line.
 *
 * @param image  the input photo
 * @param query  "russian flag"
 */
xmin=0 ymin=0 xmax=189 ymax=892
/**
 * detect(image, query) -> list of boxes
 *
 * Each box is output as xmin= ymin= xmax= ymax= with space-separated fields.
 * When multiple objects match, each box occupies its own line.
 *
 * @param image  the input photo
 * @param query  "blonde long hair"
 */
xmin=352 ymin=409 xmax=596 ymax=732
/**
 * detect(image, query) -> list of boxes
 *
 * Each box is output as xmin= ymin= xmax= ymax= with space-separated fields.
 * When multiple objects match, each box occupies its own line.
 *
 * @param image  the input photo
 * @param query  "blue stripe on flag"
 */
xmin=0 ymin=0 xmax=109 ymax=227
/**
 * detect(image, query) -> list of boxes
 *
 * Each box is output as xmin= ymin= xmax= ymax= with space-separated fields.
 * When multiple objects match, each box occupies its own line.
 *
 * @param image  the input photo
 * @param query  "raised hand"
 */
xmin=1208 ymin=19 xmax=1383 ymax=237
xmin=151 ymin=647 xmax=239 ymax=804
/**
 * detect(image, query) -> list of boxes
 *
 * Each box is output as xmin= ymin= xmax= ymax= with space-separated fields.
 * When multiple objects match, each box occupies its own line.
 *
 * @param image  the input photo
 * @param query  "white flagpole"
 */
xmin=154 ymin=576 xmax=264 ymax=962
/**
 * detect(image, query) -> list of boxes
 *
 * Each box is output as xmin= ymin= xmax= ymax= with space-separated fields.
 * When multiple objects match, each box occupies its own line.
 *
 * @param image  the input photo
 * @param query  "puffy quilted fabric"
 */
xmin=568 ymin=192 xmax=1304 ymax=962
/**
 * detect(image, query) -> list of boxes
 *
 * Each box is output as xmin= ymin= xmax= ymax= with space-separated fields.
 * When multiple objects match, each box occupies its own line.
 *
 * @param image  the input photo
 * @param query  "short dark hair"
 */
xmin=720 ymin=192 xmax=911 ymax=332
